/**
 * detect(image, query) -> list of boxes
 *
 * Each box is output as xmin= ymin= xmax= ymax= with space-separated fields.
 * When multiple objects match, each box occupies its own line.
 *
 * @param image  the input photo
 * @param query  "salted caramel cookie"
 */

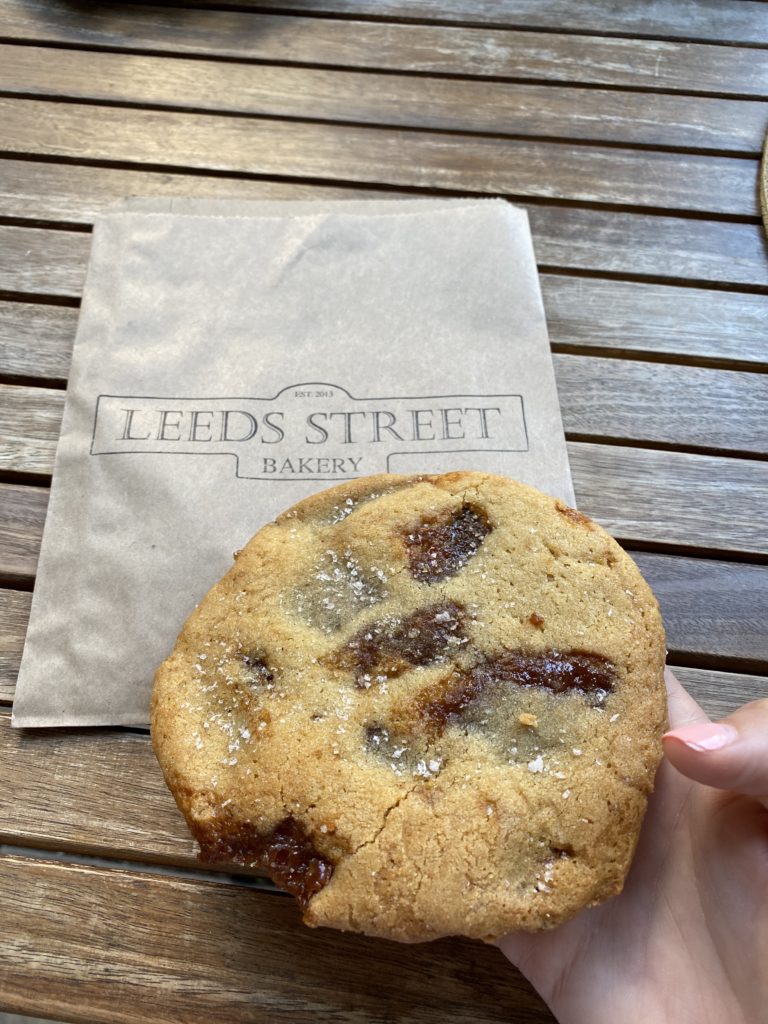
xmin=151 ymin=473 xmax=666 ymax=942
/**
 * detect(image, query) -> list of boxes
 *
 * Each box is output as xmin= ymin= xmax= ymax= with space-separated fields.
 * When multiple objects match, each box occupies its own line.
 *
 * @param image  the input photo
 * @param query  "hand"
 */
xmin=499 ymin=668 xmax=768 ymax=1024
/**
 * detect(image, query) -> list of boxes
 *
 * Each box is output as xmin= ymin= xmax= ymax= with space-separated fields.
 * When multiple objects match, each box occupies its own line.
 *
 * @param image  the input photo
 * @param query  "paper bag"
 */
xmin=13 ymin=198 xmax=573 ymax=727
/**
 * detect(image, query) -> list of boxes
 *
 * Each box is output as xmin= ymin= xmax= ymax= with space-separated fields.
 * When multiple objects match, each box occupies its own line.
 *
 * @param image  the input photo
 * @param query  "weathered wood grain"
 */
xmin=167 ymin=0 xmax=768 ymax=46
xmin=0 ymin=157 xmax=374 ymax=226
xmin=0 ymin=384 xmax=63 ymax=474
xmin=529 ymin=208 xmax=768 ymax=290
xmin=0 ymin=301 xmax=77 ymax=381
xmin=568 ymin=443 xmax=768 ymax=555
xmin=542 ymin=276 xmax=768 ymax=366
xmin=671 ymin=667 xmax=767 ymax=717
xmin=1 ymin=43 xmax=765 ymax=153
xmin=1 ymin=658 xmax=766 ymax=852
xmin=0 ymin=589 xmax=29 ymax=704
xmin=3 ymin=174 xmax=768 ymax=290
xmin=0 ymin=99 xmax=759 ymax=216
xmin=0 ymin=483 xmax=47 ymax=583
xmin=3 ymin=2 xmax=768 ymax=92
xmin=556 ymin=355 xmax=768 ymax=456
xmin=0 ymin=853 xmax=550 ymax=1024
xmin=0 ymin=225 xmax=90 ymax=298
xmin=634 ymin=553 xmax=768 ymax=670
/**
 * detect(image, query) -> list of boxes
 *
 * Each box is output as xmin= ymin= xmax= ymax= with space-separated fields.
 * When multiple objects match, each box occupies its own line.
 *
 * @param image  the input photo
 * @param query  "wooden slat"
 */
xmin=0 ymin=157 xmax=377 ymax=224
xmin=2 ymin=208 xmax=768 ymax=306
xmin=0 ymin=384 xmax=64 ymax=474
xmin=635 ymin=553 xmax=768 ymax=670
xmin=542 ymin=276 xmax=768 ymax=366
xmin=557 ymin=355 xmax=768 ymax=456
xmin=0 ymin=589 xmax=29 ymax=704
xmin=3 ymin=2 xmax=768 ymax=93
xmin=0 ymin=853 xmax=548 ymax=1024
xmin=0 ymin=225 xmax=90 ymax=298
xmin=0 ymin=98 xmax=759 ymax=217
xmin=672 ymin=666 xmax=768 ymax=718
xmin=568 ymin=443 xmax=768 ymax=556
xmin=0 ymin=483 xmax=47 ymax=583
xmin=0 ymin=301 xmax=77 ymax=381
xmin=1 ymin=42 xmax=766 ymax=153
xmin=169 ymin=0 xmax=768 ymax=46
xmin=529 ymin=209 xmax=768 ymax=291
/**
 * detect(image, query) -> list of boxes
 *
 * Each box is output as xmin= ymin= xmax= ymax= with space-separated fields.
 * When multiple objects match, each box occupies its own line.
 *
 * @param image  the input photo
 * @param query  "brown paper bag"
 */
xmin=13 ymin=198 xmax=573 ymax=728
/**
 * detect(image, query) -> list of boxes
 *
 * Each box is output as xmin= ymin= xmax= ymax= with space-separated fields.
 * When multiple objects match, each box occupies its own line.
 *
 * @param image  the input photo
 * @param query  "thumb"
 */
xmin=663 ymin=697 xmax=768 ymax=808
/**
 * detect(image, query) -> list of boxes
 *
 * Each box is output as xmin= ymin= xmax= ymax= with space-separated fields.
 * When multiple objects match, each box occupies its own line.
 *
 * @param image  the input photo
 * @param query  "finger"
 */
xmin=663 ymin=666 xmax=709 ymax=731
xmin=663 ymin=697 xmax=768 ymax=807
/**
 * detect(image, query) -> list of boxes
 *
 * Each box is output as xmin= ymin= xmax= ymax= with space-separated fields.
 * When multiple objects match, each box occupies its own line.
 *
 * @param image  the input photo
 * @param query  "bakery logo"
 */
xmin=91 ymin=383 xmax=528 ymax=480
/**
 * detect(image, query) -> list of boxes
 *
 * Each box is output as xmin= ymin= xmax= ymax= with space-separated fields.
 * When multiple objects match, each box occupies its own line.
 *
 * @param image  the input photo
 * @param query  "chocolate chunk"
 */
xmin=197 ymin=815 xmax=333 ymax=909
xmin=333 ymin=601 xmax=469 ymax=687
xmin=417 ymin=649 xmax=616 ymax=736
xmin=405 ymin=504 xmax=491 ymax=583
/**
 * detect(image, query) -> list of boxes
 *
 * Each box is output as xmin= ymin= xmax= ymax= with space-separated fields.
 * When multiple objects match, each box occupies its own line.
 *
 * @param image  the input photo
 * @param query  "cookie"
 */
xmin=151 ymin=472 xmax=666 ymax=942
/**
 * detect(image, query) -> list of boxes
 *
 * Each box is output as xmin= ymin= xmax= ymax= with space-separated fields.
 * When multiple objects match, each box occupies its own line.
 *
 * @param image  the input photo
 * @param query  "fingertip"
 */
xmin=663 ymin=722 xmax=738 ymax=753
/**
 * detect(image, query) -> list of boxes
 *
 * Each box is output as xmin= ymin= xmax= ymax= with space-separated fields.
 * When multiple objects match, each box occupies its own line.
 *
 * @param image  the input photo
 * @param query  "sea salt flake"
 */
xmin=528 ymin=755 xmax=544 ymax=773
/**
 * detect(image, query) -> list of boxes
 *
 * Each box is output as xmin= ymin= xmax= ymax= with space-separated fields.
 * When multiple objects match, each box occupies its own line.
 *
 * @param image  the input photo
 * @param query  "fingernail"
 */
xmin=663 ymin=722 xmax=738 ymax=752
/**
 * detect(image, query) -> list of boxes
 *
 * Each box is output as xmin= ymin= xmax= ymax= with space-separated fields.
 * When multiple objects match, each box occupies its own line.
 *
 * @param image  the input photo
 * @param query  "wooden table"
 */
xmin=1 ymin=2 xmax=767 ymax=1021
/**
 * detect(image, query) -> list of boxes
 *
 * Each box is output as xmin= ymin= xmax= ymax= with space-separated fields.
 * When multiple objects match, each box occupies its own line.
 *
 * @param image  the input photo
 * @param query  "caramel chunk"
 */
xmin=197 ymin=816 xmax=332 ymax=909
xmin=334 ymin=601 xmax=468 ymax=687
xmin=528 ymin=613 xmax=545 ymax=629
xmin=555 ymin=502 xmax=594 ymax=529
xmin=519 ymin=712 xmax=538 ymax=728
xmin=487 ymin=650 xmax=615 ymax=696
xmin=405 ymin=504 xmax=491 ymax=583
xmin=417 ymin=649 xmax=616 ymax=736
